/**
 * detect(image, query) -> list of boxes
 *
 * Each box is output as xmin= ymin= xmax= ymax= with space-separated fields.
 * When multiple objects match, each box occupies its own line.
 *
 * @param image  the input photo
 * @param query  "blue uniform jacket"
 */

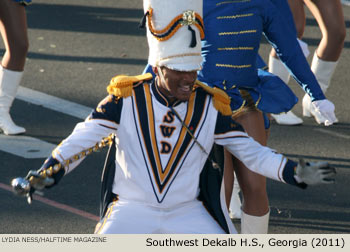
xmin=198 ymin=0 xmax=325 ymax=113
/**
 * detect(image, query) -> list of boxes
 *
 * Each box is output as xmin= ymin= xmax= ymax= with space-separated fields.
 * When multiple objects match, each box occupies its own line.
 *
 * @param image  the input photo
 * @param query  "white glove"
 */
xmin=295 ymin=159 xmax=336 ymax=185
xmin=312 ymin=99 xmax=337 ymax=126
xmin=297 ymin=38 xmax=310 ymax=58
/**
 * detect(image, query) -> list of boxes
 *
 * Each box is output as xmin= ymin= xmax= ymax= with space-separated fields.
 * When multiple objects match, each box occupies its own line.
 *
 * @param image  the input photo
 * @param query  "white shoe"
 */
xmin=0 ymin=108 xmax=26 ymax=135
xmin=0 ymin=66 xmax=26 ymax=135
xmin=302 ymin=94 xmax=338 ymax=124
xmin=271 ymin=111 xmax=303 ymax=125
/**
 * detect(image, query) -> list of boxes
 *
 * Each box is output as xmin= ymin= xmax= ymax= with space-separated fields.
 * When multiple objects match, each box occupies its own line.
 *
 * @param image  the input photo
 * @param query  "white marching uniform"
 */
xmin=18 ymin=0 xmax=335 ymax=235
xmin=41 ymin=77 xmax=301 ymax=234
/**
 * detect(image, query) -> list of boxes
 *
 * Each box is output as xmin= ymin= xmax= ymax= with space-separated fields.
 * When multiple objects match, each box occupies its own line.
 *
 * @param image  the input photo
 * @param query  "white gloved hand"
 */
xmin=295 ymin=159 xmax=336 ymax=185
xmin=312 ymin=99 xmax=336 ymax=126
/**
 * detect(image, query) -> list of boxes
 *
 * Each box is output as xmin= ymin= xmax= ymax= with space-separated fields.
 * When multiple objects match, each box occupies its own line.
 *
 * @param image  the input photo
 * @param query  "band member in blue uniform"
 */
xmin=270 ymin=0 xmax=346 ymax=125
xmin=198 ymin=0 xmax=337 ymax=233
xmin=12 ymin=0 xmax=336 ymax=234
xmin=0 ymin=0 xmax=31 ymax=135
xmin=268 ymin=0 xmax=308 ymax=125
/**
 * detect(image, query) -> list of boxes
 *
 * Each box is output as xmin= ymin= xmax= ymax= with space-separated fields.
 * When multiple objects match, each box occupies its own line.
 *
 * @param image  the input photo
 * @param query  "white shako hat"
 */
xmin=142 ymin=0 xmax=204 ymax=72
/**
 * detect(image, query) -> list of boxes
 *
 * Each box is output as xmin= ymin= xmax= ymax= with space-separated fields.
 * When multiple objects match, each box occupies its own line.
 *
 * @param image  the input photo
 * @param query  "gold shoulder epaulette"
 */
xmin=107 ymin=73 xmax=153 ymax=98
xmin=194 ymin=80 xmax=232 ymax=116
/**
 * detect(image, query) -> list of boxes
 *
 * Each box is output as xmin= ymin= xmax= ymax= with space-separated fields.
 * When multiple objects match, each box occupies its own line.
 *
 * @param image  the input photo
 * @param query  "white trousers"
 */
xmin=95 ymin=198 xmax=225 ymax=234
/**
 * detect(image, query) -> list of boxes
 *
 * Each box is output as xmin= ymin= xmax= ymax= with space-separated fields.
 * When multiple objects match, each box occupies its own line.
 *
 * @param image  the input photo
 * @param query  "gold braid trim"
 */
xmin=147 ymin=8 xmax=204 ymax=42
xmin=194 ymin=80 xmax=232 ymax=116
xmin=231 ymin=100 xmax=246 ymax=119
xmin=107 ymin=73 xmax=153 ymax=98
xmin=28 ymin=135 xmax=115 ymax=186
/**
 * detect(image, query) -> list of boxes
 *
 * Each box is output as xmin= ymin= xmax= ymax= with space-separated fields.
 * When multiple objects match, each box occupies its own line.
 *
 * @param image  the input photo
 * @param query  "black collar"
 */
xmin=151 ymin=78 xmax=182 ymax=107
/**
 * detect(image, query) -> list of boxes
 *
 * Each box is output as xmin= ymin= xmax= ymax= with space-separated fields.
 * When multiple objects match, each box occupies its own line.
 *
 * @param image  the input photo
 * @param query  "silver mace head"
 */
xmin=11 ymin=177 xmax=31 ymax=196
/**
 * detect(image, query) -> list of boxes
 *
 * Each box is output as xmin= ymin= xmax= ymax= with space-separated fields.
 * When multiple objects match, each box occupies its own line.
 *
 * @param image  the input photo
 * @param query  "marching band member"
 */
xmin=198 ymin=0 xmax=336 ymax=233
xmin=12 ymin=0 xmax=336 ymax=234
xmin=269 ymin=0 xmax=345 ymax=125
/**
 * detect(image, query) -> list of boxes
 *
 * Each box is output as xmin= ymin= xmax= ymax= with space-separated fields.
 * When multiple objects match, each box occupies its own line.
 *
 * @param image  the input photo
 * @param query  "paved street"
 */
xmin=0 ymin=0 xmax=349 ymax=234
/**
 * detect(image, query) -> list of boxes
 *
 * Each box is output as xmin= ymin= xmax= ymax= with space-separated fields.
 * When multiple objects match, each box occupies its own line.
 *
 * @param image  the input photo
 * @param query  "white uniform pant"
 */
xmin=95 ymin=198 xmax=225 ymax=234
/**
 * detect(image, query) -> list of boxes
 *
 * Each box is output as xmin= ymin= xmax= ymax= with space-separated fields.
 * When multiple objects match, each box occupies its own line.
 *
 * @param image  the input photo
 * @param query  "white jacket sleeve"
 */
xmin=215 ymin=131 xmax=288 ymax=183
xmin=51 ymin=118 xmax=118 ymax=174
xmin=214 ymin=113 xmax=301 ymax=187
xmin=39 ymin=95 xmax=123 ymax=185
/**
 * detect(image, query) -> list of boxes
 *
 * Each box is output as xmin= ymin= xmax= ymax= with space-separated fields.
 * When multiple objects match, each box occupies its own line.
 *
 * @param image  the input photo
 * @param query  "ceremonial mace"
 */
xmin=11 ymin=134 xmax=114 ymax=204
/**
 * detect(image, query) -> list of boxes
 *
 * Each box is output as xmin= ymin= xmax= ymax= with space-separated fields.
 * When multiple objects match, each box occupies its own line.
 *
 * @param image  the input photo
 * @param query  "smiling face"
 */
xmin=153 ymin=66 xmax=197 ymax=103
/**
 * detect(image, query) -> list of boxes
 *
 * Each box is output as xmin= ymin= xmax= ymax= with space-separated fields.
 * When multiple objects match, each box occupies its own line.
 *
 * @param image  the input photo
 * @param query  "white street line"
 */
xmin=0 ymin=135 xmax=56 ymax=159
xmin=314 ymin=128 xmax=350 ymax=140
xmin=16 ymin=86 xmax=93 ymax=120
xmin=0 ymin=87 xmax=94 ymax=159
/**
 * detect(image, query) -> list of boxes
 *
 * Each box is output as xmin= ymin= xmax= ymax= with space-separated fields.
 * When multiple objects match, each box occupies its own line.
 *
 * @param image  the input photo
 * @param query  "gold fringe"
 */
xmin=195 ymin=80 xmax=232 ymax=116
xmin=107 ymin=73 xmax=153 ymax=98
